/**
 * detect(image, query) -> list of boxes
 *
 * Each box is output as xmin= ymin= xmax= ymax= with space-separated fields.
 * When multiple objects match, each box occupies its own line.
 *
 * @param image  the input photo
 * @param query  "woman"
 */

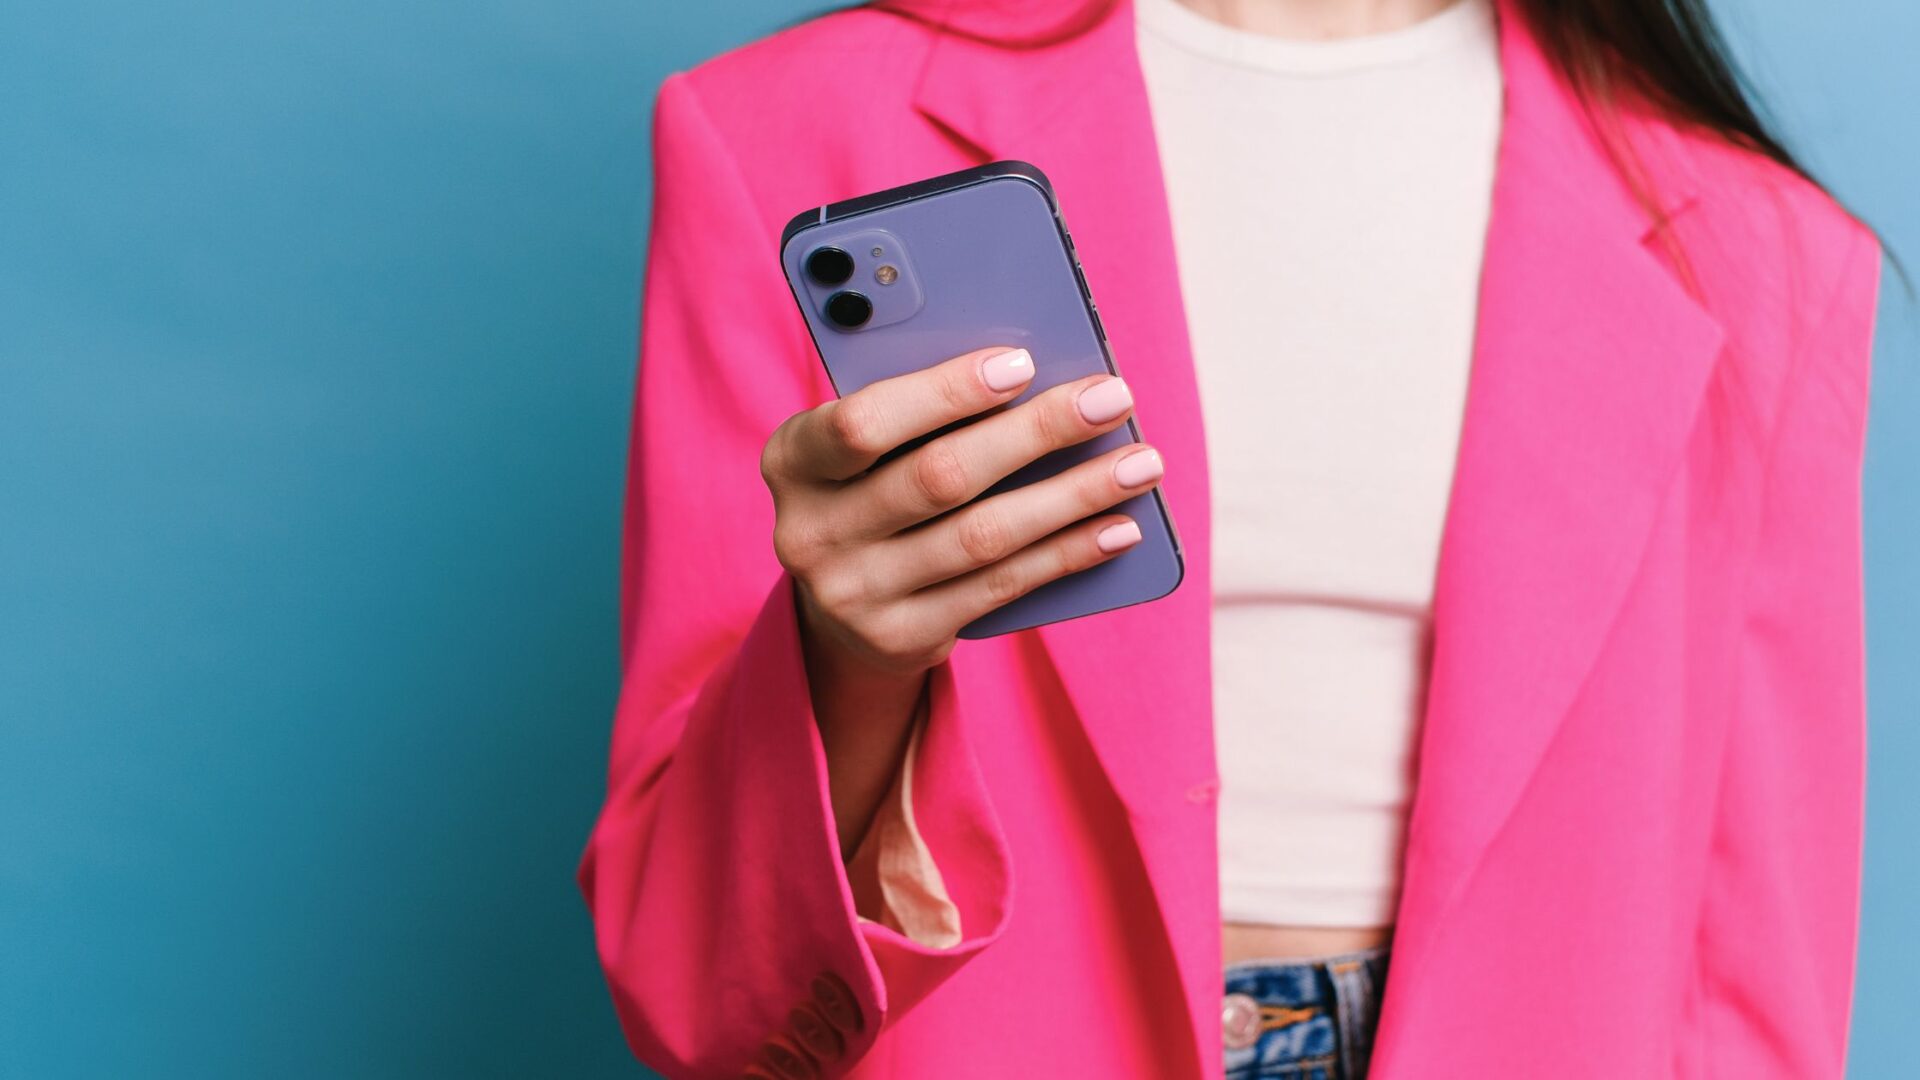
xmin=581 ymin=0 xmax=1883 ymax=1076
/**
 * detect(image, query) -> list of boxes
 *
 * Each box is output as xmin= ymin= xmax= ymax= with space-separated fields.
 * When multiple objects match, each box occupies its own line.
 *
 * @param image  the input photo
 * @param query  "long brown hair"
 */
xmin=1518 ymin=0 xmax=1803 ymax=182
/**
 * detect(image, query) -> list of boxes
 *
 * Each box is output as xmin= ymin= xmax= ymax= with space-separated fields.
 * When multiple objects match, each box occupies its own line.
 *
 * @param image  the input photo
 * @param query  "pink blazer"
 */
xmin=581 ymin=0 xmax=1882 ymax=1076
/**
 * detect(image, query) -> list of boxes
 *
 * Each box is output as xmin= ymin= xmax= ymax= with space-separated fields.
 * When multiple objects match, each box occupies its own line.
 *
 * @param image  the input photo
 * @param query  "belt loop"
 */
xmin=1324 ymin=954 xmax=1383 ymax=1079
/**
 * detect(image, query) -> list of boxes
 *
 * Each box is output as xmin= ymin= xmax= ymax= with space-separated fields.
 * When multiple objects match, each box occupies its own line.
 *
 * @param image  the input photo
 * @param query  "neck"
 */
xmin=1174 ymin=0 xmax=1460 ymax=39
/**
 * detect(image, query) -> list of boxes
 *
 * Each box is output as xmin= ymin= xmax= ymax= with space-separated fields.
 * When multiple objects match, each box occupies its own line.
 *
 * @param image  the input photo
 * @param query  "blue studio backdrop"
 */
xmin=2 ymin=2 xmax=1914 ymax=1077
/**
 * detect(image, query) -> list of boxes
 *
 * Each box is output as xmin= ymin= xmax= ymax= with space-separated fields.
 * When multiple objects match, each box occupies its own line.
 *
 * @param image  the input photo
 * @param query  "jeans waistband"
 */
xmin=1222 ymin=944 xmax=1390 ymax=1080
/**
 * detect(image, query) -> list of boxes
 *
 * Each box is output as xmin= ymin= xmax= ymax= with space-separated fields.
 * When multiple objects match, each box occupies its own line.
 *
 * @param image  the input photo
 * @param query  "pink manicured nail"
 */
xmin=1096 ymin=520 xmax=1143 ymax=553
xmin=981 ymin=348 xmax=1035 ymax=392
xmin=1113 ymin=448 xmax=1164 ymax=488
xmin=1076 ymin=377 xmax=1133 ymax=424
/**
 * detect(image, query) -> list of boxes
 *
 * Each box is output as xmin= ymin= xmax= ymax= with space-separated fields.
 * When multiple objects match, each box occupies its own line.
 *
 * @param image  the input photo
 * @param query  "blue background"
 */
xmin=1 ymin=2 xmax=1912 ymax=1077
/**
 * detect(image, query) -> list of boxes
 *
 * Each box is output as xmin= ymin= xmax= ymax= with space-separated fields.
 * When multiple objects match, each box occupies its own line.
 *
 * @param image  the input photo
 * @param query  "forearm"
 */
xmin=798 ymin=595 xmax=930 ymax=855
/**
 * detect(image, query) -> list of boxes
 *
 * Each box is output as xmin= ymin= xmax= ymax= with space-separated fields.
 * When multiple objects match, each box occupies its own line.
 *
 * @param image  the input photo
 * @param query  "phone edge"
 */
xmin=779 ymin=160 xmax=1057 ymax=252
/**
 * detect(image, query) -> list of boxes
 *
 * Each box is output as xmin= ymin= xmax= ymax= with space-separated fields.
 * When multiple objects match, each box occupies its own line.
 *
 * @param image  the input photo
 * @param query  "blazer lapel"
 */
xmin=913 ymin=1 xmax=1218 ymax=807
xmin=914 ymin=3 xmax=1220 ymax=1073
xmin=1389 ymin=0 xmax=1724 ymax=977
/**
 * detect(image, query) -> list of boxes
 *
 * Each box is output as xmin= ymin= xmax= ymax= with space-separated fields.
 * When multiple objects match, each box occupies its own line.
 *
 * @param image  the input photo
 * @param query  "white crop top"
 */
xmin=1137 ymin=0 xmax=1501 ymax=926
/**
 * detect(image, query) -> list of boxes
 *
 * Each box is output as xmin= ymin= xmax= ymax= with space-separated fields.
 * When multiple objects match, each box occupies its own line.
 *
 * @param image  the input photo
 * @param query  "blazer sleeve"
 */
xmin=578 ymin=72 xmax=1012 ymax=1080
xmin=1694 ymin=226 xmax=1881 ymax=1077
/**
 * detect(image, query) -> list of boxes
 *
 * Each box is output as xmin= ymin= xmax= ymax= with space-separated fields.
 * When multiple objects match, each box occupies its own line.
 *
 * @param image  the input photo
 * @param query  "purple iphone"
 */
xmin=779 ymin=160 xmax=1184 ymax=638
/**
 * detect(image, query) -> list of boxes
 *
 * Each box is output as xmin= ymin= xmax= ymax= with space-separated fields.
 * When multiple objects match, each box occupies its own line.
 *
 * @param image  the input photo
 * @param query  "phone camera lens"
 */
xmin=806 ymin=246 xmax=855 ymax=286
xmin=825 ymin=291 xmax=873 ymax=329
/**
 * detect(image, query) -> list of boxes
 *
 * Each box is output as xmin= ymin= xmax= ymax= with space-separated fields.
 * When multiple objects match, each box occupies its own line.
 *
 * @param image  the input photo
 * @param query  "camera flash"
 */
xmin=875 ymin=265 xmax=899 ymax=285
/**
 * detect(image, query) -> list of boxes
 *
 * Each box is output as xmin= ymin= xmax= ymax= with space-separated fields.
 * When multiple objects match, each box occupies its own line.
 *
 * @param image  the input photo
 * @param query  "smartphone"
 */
xmin=779 ymin=160 xmax=1184 ymax=638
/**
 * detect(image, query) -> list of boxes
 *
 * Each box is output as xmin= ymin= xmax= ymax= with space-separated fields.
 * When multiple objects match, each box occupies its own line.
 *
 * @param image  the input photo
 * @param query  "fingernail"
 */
xmin=1076 ymin=377 xmax=1133 ymax=424
xmin=982 ymin=348 xmax=1035 ymax=392
xmin=1096 ymin=520 xmax=1143 ymax=553
xmin=1113 ymin=447 xmax=1164 ymax=488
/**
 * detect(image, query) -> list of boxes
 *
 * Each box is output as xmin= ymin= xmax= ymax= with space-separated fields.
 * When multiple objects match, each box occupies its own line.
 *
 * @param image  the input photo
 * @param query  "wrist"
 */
xmin=794 ymin=587 xmax=935 ymax=714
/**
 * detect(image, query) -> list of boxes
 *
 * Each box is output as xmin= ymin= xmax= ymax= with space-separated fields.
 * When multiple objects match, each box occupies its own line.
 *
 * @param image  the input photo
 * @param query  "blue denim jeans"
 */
xmin=1221 ymin=945 xmax=1390 ymax=1080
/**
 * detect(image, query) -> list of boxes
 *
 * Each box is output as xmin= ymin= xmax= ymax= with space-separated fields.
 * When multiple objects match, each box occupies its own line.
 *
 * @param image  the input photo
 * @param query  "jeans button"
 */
xmin=1222 ymin=991 xmax=1263 ymax=1051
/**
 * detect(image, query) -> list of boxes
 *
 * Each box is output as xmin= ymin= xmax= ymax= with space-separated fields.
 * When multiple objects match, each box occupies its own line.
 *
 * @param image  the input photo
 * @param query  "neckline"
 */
xmin=1135 ymin=0 xmax=1495 ymax=76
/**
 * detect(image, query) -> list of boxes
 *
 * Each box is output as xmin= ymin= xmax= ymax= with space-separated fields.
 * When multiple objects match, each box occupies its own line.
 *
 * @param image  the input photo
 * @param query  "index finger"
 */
xmin=788 ymin=345 xmax=1037 ymax=481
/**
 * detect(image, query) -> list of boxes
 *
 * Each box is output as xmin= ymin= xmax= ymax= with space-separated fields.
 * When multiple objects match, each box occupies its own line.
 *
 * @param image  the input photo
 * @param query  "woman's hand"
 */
xmin=764 ymin=343 xmax=1164 ymax=680
xmin=759 ymin=345 xmax=1165 ymax=850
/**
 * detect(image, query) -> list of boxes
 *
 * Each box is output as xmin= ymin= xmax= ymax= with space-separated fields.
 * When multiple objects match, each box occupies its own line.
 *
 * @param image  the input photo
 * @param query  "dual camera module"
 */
xmin=805 ymin=246 xmax=875 ymax=329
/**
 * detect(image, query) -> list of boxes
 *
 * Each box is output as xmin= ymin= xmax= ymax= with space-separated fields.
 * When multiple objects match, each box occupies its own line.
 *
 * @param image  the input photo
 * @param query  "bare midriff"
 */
xmin=1223 ymin=922 xmax=1393 ymax=965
